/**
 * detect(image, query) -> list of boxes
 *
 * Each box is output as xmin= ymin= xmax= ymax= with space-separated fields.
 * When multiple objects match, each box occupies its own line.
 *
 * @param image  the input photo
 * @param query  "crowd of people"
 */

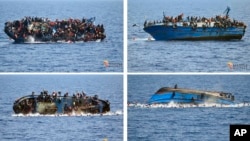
xmin=36 ymin=90 xmax=106 ymax=114
xmin=144 ymin=13 xmax=246 ymax=29
xmin=35 ymin=90 xmax=97 ymax=104
xmin=4 ymin=16 xmax=106 ymax=42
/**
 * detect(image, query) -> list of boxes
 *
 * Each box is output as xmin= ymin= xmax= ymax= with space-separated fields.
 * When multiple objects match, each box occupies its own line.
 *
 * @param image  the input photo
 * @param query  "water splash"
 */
xmin=95 ymin=39 xmax=101 ymax=42
xmin=12 ymin=110 xmax=123 ymax=117
xmin=131 ymin=37 xmax=155 ymax=41
xmin=128 ymin=101 xmax=250 ymax=108
xmin=26 ymin=36 xmax=35 ymax=43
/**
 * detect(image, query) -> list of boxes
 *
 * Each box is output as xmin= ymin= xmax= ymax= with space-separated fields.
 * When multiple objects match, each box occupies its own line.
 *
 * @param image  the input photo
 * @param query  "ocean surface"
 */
xmin=0 ymin=75 xmax=123 ymax=141
xmin=0 ymin=0 xmax=123 ymax=72
xmin=128 ymin=0 xmax=250 ymax=72
xmin=128 ymin=75 xmax=250 ymax=141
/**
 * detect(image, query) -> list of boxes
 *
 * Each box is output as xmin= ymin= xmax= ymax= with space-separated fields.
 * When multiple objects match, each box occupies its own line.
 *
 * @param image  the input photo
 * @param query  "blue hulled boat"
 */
xmin=143 ymin=7 xmax=246 ymax=40
xmin=13 ymin=90 xmax=110 ymax=115
xmin=148 ymin=85 xmax=234 ymax=104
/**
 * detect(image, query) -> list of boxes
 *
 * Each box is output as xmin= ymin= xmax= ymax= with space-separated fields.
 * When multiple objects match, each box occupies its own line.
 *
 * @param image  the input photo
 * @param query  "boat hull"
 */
xmin=143 ymin=25 xmax=245 ymax=41
xmin=148 ymin=92 xmax=234 ymax=105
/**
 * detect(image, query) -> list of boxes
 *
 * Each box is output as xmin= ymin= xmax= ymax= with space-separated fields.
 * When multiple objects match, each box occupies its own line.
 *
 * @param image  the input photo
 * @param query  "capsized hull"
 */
xmin=13 ymin=93 xmax=110 ymax=115
xmin=148 ymin=87 xmax=234 ymax=104
xmin=143 ymin=25 xmax=245 ymax=41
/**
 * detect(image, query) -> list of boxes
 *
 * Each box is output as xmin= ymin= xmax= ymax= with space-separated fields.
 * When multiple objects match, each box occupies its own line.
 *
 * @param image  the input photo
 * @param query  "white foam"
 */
xmin=95 ymin=39 xmax=101 ymax=42
xmin=128 ymin=102 xmax=250 ymax=108
xmin=131 ymin=37 xmax=155 ymax=41
xmin=12 ymin=110 xmax=123 ymax=117
xmin=26 ymin=36 xmax=35 ymax=43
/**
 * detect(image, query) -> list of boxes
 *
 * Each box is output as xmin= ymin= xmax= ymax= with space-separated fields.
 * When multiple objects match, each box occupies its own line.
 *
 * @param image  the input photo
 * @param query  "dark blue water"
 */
xmin=0 ymin=75 xmax=123 ymax=141
xmin=0 ymin=0 xmax=123 ymax=72
xmin=128 ymin=0 xmax=250 ymax=72
xmin=128 ymin=75 xmax=250 ymax=141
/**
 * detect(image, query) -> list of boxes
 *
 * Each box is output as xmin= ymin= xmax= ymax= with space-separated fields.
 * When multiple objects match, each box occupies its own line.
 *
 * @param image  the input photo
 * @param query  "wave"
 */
xmin=128 ymin=101 xmax=250 ymax=108
xmin=12 ymin=110 xmax=123 ymax=117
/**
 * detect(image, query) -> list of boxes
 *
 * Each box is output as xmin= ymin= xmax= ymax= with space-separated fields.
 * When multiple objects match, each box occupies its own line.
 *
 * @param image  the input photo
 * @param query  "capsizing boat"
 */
xmin=148 ymin=85 xmax=234 ymax=105
xmin=143 ymin=7 xmax=246 ymax=41
xmin=13 ymin=90 xmax=110 ymax=115
xmin=4 ymin=17 xmax=106 ymax=43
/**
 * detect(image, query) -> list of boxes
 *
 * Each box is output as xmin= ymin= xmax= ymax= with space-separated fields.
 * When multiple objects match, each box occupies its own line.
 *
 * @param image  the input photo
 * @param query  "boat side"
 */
xmin=143 ymin=24 xmax=245 ymax=41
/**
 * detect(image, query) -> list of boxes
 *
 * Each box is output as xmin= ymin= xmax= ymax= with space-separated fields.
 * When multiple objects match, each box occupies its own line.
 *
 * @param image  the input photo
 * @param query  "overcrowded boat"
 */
xmin=143 ymin=7 xmax=246 ymax=40
xmin=4 ymin=17 xmax=106 ymax=43
xmin=13 ymin=90 xmax=110 ymax=115
xmin=148 ymin=85 xmax=234 ymax=104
